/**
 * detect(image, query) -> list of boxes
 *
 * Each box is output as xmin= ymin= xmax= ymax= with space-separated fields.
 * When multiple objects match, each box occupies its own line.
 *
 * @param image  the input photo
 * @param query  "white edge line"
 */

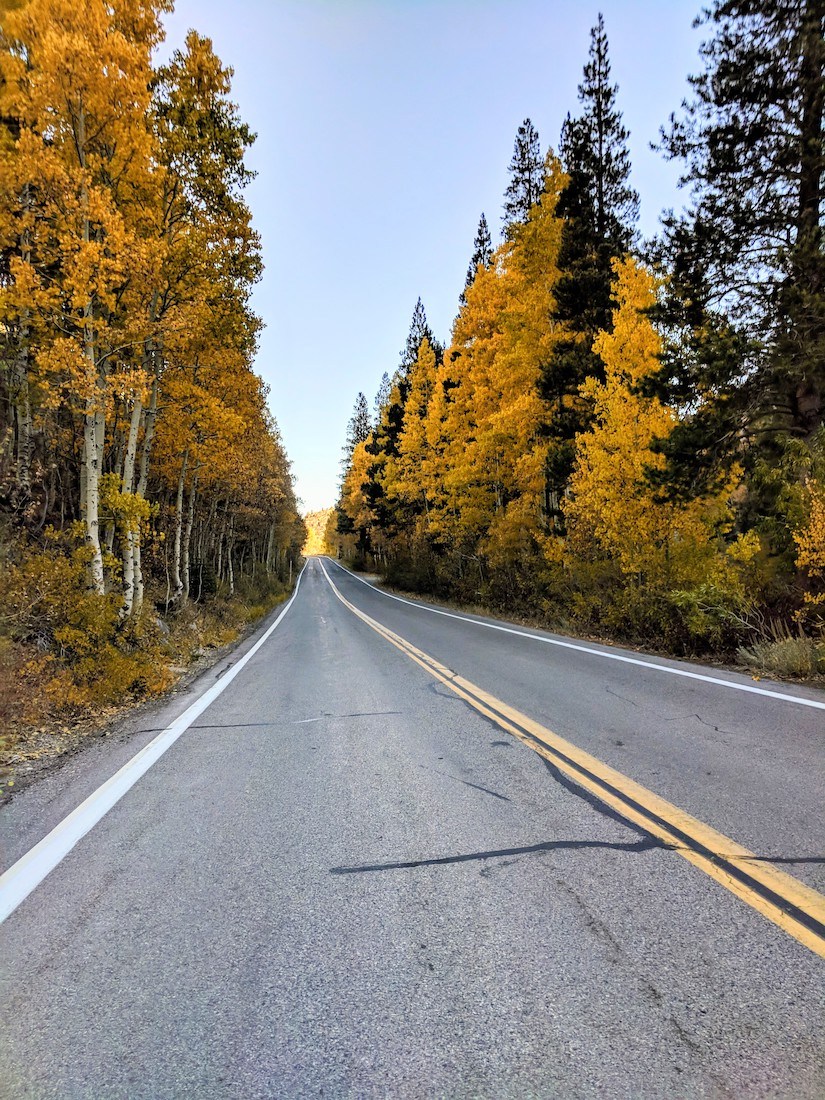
xmin=322 ymin=557 xmax=825 ymax=712
xmin=0 ymin=566 xmax=306 ymax=925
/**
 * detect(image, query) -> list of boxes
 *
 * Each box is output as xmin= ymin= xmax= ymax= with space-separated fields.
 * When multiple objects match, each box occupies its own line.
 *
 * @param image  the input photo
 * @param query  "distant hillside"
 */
xmin=303 ymin=508 xmax=334 ymax=556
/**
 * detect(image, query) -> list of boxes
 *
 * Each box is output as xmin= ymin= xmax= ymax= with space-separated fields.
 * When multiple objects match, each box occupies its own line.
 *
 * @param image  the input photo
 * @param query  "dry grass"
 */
xmin=737 ymin=624 xmax=825 ymax=681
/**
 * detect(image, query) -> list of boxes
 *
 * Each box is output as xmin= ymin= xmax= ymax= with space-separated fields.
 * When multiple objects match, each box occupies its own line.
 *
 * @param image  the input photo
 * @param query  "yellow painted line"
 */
xmin=318 ymin=560 xmax=825 ymax=959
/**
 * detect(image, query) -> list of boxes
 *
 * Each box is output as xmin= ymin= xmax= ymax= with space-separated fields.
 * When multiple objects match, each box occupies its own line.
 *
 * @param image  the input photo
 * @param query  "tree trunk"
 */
xmin=133 ymin=368 xmax=158 ymax=618
xmin=216 ymin=519 xmax=224 ymax=582
xmin=77 ymin=102 xmax=105 ymax=594
xmin=791 ymin=0 xmax=825 ymax=435
xmin=182 ymin=471 xmax=198 ymax=605
xmin=171 ymin=450 xmax=188 ymax=601
xmin=12 ymin=344 xmax=33 ymax=497
xmin=266 ymin=524 xmax=275 ymax=573
xmin=227 ymin=514 xmax=235 ymax=597
xmin=120 ymin=395 xmax=143 ymax=617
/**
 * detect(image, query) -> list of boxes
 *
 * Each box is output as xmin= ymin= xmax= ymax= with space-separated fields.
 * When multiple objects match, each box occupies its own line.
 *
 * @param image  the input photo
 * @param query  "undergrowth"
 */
xmin=0 ymin=530 xmax=293 ymax=772
xmin=737 ymin=621 xmax=825 ymax=681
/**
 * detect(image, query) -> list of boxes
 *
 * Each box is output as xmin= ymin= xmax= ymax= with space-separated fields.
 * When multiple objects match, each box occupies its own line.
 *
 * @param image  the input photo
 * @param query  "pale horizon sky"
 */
xmin=158 ymin=0 xmax=704 ymax=514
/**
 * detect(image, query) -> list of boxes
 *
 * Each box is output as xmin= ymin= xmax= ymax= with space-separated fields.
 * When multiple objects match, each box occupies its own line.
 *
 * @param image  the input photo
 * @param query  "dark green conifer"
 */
xmin=373 ymin=372 xmax=391 ymax=422
xmin=539 ymin=13 xmax=638 ymax=526
xmin=364 ymin=301 xmax=442 ymax=536
xmin=460 ymin=213 xmax=493 ymax=305
xmin=502 ymin=119 xmax=544 ymax=237
xmin=650 ymin=0 xmax=825 ymax=529
xmin=342 ymin=392 xmax=371 ymax=469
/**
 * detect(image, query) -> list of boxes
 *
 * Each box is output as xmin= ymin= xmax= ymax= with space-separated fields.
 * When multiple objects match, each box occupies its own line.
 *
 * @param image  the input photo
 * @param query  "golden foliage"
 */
xmin=795 ymin=487 xmax=825 ymax=607
xmin=303 ymin=508 xmax=334 ymax=556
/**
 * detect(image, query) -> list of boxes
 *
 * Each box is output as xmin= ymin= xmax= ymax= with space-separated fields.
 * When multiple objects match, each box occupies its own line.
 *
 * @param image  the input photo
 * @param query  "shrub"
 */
xmin=737 ymin=622 xmax=825 ymax=680
xmin=1 ymin=530 xmax=172 ymax=713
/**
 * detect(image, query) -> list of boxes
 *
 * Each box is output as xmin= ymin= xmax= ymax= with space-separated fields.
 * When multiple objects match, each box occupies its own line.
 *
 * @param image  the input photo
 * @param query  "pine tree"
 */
xmin=460 ymin=213 xmax=493 ymax=304
xmin=342 ymin=391 xmax=371 ymax=471
xmin=360 ymin=300 xmax=442 ymax=541
xmin=539 ymin=13 xmax=638 ymax=527
xmin=399 ymin=297 xmax=442 ymax=379
xmin=502 ymin=119 xmax=544 ymax=237
xmin=373 ymin=372 xmax=390 ymax=421
xmin=651 ymin=0 xmax=824 ymax=515
xmin=337 ymin=393 xmax=373 ymax=540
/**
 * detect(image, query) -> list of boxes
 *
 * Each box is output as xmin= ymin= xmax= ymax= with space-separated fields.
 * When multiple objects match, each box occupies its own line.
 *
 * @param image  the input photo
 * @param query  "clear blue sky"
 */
xmin=159 ymin=0 xmax=703 ymax=513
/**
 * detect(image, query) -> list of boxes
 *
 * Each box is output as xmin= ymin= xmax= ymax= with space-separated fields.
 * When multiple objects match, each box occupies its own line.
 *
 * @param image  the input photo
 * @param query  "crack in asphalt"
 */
xmin=605 ymin=686 xmax=640 ymax=707
xmin=662 ymin=713 xmax=736 ymax=738
xmin=604 ymin=685 xmax=737 ymax=738
xmin=134 ymin=711 xmax=404 ymax=734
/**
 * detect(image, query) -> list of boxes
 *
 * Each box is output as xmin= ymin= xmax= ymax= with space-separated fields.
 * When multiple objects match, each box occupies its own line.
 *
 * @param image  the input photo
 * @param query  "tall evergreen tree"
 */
xmin=336 ymin=391 xmax=371 ymax=537
xmin=650 ymin=0 xmax=825 ymax=522
xmin=539 ymin=13 xmax=638 ymax=526
xmin=373 ymin=372 xmax=391 ymax=421
xmin=364 ymin=300 xmax=442 ymax=537
xmin=399 ymin=297 xmax=442 ymax=380
xmin=502 ymin=119 xmax=544 ymax=237
xmin=461 ymin=213 xmax=493 ymax=304
xmin=342 ymin=392 xmax=371 ymax=470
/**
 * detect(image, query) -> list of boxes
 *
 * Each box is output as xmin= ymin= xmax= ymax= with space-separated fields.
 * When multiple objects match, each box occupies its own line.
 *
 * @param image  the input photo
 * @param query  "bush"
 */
xmin=737 ymin=623 xmax=825 ymax=680
xmin=1 ymin=531 xmax=172 ymax=713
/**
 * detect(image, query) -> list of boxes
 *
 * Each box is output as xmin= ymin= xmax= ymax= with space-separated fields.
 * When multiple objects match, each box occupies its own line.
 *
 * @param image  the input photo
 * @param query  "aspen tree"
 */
xmin=565 ymin=258 xmax=747 ymax=598
xmin=0 ymin=0 xmax=165 ymax=592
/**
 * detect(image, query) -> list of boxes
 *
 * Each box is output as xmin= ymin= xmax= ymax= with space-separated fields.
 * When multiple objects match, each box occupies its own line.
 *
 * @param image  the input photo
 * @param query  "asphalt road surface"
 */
xmin=1 ymin=557 xmax=823 ymax=1098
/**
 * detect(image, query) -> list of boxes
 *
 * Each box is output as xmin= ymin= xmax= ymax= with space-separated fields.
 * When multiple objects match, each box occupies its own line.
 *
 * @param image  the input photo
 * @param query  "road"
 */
xmin=1 ymin=556 xmax=823 ymax=1098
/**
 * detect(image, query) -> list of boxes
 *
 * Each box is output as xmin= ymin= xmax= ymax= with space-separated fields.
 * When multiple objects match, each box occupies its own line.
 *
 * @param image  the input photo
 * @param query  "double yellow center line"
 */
xmin=319 ymin=561 xmax=825 ymax=959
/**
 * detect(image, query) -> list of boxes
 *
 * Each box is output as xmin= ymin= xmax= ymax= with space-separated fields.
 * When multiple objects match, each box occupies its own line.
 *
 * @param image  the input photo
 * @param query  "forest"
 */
xmin=331 ymin=3 xmax=825 ymax=678
xmin=0 ymin=0 xmax=304 ymax=755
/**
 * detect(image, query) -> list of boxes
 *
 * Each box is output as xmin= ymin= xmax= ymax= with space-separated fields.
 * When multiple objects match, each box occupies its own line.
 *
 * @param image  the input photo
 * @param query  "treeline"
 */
xmin=0 ymin=0 xmax=304 ymax=722
xmin=303 ymin=508 xmax=334 ymax=557
xmin=332 ymin=4 xmax=824 ymax=671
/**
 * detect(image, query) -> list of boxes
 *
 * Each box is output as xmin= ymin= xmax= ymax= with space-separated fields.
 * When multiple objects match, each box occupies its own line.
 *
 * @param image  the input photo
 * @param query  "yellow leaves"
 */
xmin=565 ymin=257 xmax=747 ymax=602
xmin=794 ymin=487 xmax=825 ymax=605
xmin=392 ymin=338 xmax=438 ymax=509
xmin=444 ymin=161 xmax=564 ymax=552
xmin=99 ymin=473 xmax=151 ymax=534
xmin=341 ymin=440 xmax=374 ymax=532
xmin=727 ymin=529 xmax=762 ymax=565
xmin=592 ymin=257 xmax=661 ymax=386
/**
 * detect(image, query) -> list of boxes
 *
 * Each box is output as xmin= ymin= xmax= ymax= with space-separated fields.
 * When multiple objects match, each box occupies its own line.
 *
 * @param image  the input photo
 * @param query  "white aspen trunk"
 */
xmin=96 ymin=407 xmax=112 ymax=559
xmin=171 ymin=449 xmax=188 ymax=601
xmin=120 ymin=395 xmax=143 ymax=618
xmin=133 ymin=368 xmax=158 ymax=618
xmin=123 ymin=397 xmax=141 ymax=491
xmin=182 ymin=472 xmax=198 ymax=605
xmin=77 ymin=101 xmax=105 ymax=594
xmin=216 ymin=520 xmax=224 ymax=582
xmin=80 ymin=436 xmax=87 ymax=523
xmin=83 ymin=400 xmax=105 ymax=594
xmin=132 ymin=538 xmax=143 ymax=618
xmin=227 ymin=514 xmax=235 ymax=597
